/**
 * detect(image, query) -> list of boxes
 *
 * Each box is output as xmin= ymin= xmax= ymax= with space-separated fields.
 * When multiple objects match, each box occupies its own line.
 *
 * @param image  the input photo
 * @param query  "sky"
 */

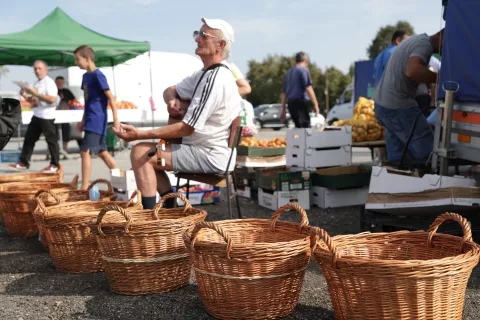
xmin=0 ymin=0 xmax=445 ymax=92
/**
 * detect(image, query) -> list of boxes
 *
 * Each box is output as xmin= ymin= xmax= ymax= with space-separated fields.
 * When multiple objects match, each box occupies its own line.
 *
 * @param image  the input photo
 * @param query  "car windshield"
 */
xmin=254 ymin=105 xmax=269 ymax=115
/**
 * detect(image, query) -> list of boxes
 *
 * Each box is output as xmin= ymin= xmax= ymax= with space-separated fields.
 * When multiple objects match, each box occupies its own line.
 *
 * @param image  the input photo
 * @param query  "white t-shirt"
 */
xmin=416 ymin=56 xmax=441 ymax=96
xmin=32 ymin=76 xmax=58 ymax=119
xmin=175 ymin=61 xmax=242 ymax=171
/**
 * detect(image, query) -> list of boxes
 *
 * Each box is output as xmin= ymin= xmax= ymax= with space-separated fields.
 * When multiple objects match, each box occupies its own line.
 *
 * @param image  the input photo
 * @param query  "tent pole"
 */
xmin=111 ymin=61 xmax=117 ymax=96
xmin=148 ymin=50 xmax=155 ymax=140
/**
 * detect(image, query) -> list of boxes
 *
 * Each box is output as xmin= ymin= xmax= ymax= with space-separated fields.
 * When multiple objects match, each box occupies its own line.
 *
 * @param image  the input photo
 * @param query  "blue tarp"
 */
xmin=354 ymin=60 xmax=375 ymax=103
xmin=438 ymin=0 xmax=480 ymax=102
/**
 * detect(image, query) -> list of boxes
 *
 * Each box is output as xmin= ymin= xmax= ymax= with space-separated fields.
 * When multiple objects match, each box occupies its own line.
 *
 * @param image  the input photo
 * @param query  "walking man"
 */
xmin=280 ymin=51 xmax=320 ymax=128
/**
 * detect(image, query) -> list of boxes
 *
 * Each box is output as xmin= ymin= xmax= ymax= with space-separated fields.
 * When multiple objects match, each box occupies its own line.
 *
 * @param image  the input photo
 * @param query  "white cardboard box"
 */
xmin=368 ymin=166 xmax=476 ymax=194
xmin=286 ymin=126 xmax=352 ymax=149
xmin=310 ymin=186 xmax=368 ymax=208
xmin=287 ymin=146 xmax=352 ymax=169
xmin=237 ymin=186 xmax=252 ymax=199
xmin=258 ymin=188 xmax=310 ymax=211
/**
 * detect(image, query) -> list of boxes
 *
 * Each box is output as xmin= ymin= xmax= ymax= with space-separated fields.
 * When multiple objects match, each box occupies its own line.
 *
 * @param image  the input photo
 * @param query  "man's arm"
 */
xmin=236 ymin=79 xmax=252 ymax=96
xmin=163 ymin=86 xmax=184 ymax=117
xmin=25 ymin=89 xmax=56 ymax=104
xmin=306 ymin=86 xmax=320 ymax=114
xmin=114 ymin=121 xmax=194 ymax=142
xmin=406 ymin=56 xmax=437 ymax=84
xmin=104 ymin=90 xmax=120 ymax=129
xmin=280 ymin=92 xmax=287 ymax=122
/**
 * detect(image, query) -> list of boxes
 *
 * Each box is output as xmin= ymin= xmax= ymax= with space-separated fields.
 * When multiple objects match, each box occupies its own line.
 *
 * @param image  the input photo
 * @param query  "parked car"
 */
xmin=254 ymin=104 xmax=295 ymax=131
xmin=326 ymin=83 xmax=354 ymax=125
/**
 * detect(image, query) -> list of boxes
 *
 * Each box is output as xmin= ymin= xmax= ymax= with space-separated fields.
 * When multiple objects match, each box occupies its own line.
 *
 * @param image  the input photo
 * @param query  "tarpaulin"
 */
xmin=354 ymin=60 xmax=375 ymax=103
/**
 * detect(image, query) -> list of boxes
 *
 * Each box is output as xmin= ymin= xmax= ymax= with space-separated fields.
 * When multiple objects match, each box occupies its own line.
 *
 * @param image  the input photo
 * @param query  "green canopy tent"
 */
xmin=0 ymin=7 xmax=156 ymax=133
xmin=0 ymin=7 xmax=150 ymax=67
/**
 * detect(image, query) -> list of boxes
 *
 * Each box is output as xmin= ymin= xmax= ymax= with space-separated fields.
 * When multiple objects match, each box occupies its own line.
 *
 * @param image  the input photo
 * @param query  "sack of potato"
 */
xmin=332 ymin=97 xmax=385 ymax=142
xmin=239 ymin=137 xmax=286 ymax=148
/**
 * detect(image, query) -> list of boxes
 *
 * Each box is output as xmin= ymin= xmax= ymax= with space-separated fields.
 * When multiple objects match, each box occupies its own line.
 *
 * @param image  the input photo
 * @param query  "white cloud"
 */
xmin=133 ymin=0 xmax=159 ymax=5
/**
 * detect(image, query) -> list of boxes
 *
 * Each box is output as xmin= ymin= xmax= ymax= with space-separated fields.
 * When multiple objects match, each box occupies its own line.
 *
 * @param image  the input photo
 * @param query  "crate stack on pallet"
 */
xmin=256 ymin=126 xmax=371 ymax=210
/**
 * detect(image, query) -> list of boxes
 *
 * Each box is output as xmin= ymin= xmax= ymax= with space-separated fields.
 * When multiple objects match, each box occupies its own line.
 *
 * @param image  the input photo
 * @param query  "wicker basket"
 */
xmin=32 ymin=179 xmax=116 ymax=250
xmin=0 ymin=176 xmax=78 ymax=236
xmin=89 ymin=193 xmax=207 ymax=295
xmin=183 ymin=203 xmax=312 ymax=320
xmin=33 ymin=191 xmax=142 ymax=273
xmin=0 ymin=165 xmax=64 ymax=184
xmin=311 ymin=213 xmax=480 ymax=320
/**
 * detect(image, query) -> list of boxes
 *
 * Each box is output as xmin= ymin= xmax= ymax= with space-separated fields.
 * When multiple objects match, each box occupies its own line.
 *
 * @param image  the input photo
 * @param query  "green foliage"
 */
xmin=367 ymin=21 xmax=415 ymax=59
xmin=245 ymin=54 xmax=351 ymax=114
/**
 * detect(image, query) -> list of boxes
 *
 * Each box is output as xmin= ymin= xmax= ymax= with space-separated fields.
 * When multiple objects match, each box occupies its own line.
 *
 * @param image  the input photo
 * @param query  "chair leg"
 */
xmin=186 ymin=179 xmax=190 ymax=200
xmin=225 ymin=173 xmax=232 ymax=220
xmin=176 ymin=177 xmax=180 ymax=192
xmin=231 ymin=171 xmax=242 ymax=219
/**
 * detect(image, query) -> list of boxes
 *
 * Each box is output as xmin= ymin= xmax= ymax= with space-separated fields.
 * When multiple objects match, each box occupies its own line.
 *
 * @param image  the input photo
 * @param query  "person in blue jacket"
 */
xmin=373 ymin=30 xmax=410 ymax=87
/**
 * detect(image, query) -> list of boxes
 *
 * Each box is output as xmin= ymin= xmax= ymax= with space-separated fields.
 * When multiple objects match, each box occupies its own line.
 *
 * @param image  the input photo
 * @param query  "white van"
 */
xmin=326 ymin=83 xmax=354 ymax=124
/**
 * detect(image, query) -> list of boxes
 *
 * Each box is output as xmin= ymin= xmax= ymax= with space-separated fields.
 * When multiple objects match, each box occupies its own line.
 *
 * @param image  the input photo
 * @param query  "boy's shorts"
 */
xmin=80 ymin=131 xmax=107 ymax=154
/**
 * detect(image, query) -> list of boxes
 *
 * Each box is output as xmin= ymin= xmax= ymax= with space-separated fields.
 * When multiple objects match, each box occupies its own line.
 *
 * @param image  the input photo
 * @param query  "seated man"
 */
xmin=114 ymin=17 xmax=241 ymax=209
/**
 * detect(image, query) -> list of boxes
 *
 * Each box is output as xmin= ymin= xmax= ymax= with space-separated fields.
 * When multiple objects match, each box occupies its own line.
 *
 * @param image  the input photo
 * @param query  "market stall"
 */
xmin=0 ymin=7 xmax=152 ymax=155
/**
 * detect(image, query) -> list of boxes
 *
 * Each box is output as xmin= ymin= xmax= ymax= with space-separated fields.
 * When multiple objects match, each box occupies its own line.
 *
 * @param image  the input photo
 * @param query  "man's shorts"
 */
xmin=80 ymin=131 xmax=107 ymax=154
xmin=171 ymin=144 xmax=230 ymax=173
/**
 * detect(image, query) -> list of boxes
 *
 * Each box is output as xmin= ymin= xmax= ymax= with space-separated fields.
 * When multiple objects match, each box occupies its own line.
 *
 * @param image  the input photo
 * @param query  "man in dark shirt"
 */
xmin=55 ymin=76 xmax=76 ymax=151
xmin=280 ymin=51 xmax=320 ymax=128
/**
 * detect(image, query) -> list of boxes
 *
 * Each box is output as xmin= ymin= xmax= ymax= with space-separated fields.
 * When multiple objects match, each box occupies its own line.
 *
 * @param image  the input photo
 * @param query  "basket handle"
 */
xmin=152 ymin=192 xmax=191 ymax=218
xmin=87 ymin=179 xmax=113 ymax=194
xmin=57 ymin=165 xmax=64 ymax=182
xmin=126 ymin=190 xmax=142 ymax=208
xmin=310 ymin=226 xmax=340 ymax=268
xmin=190 ymin=221 xmax=233 ymax=259
xmin=96 ymin=204 xmax=133 ymax=236
xmin=34 ymin=189 xmax=62 ymax=205
xmin=34 ymin=190 xmax=57 ymax=216
xmin=427 ymin=212 xmax=472 ymax=251
xmin=270 ymin=203 xmax=309 ymax=232
xmin=70 ymin=175 xmax=79 ymax=188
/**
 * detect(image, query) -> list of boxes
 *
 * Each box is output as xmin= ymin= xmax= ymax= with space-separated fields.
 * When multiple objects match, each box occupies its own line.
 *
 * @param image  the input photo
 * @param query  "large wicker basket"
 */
xmin=33 ymin=191 xmax=142 ymax=273
xmin=0 ymin=176 xmax=78 ymax=236
xmin=89 ymin=193 xmax=207 ymax=295
xmin=183 ymin=203 xmax=312 ymax=320
xmin=32 ymin=179 xmax=116 ymax=250
xmin=311 ymin=213 xmax=480 ymax=320
xmin=0 ymin=165 xmax=64 ymax=183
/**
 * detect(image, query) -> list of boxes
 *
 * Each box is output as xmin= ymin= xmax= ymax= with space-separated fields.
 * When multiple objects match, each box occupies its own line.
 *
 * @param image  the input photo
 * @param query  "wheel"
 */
xmin=273 ymin=127 xmax=282 ymax=131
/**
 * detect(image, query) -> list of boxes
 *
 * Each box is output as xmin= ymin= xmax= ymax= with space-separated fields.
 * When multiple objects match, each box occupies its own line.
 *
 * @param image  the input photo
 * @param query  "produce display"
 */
xmin=333 ymin=97 xmax=385 ymax=142
xmin=20 ymin=99 xmax=138 ymax=111
xmin=239 ymin=137 xmax=286 ymax=148
xmin=107 ymin=100 xmax=138 ymax=110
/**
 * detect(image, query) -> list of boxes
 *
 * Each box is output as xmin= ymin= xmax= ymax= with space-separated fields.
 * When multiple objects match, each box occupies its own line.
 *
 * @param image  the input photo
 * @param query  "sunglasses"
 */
xmin=193 ymin=30 xmax=220 ymax=40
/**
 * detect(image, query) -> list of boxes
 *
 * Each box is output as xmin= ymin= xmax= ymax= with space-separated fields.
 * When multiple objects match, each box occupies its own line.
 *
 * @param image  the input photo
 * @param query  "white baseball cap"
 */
xmin=201 ymin=17 xmax=235 ymax=43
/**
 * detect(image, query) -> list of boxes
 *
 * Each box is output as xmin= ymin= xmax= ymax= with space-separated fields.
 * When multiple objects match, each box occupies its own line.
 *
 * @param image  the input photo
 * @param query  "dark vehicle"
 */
xmin=253 ymin=104 xmax=294 ymax=131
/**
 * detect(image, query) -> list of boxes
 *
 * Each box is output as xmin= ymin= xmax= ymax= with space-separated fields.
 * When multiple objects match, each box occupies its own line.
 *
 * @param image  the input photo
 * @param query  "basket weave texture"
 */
xmin=33 ymin=191 xmax=141 ymax=273
xmin=311 ymin=213 xmax=480 ymax=320
xmin=31 ymin=179 xmax=116 ymax=250
xmin=0 ymin=165 xmax=64 ymax=183
xmin=89 ymin=193 xmax=207 ymax=295
xmin=183 ymin=203 xmax=312 ymax=320
xmin=0 ymin=176 xmax=78 ymax=237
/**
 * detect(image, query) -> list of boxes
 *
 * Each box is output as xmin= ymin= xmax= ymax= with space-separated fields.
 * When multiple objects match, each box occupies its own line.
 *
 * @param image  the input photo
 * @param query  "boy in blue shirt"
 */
xmin=74 ymin=45 xmax=121 ymax=190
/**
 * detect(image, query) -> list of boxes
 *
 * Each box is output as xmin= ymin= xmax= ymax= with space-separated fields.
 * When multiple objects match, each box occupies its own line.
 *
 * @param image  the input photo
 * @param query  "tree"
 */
xmin=367 ymin=21 xmax=415 ymax=59
xmin=245 ymin=55 xmax=351 ymax=114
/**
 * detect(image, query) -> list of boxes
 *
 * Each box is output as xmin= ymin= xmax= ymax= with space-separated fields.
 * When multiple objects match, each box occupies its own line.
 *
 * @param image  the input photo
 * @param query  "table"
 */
xmin=352 ymin=140 xmax=386 ymax=159
xmin=236 ymin=155 xmax=286 ymax=168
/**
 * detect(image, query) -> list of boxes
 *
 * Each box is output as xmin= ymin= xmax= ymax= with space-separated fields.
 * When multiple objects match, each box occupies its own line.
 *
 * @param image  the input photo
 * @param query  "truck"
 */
xmin=326 ymin=60 xmax=375 ymax=124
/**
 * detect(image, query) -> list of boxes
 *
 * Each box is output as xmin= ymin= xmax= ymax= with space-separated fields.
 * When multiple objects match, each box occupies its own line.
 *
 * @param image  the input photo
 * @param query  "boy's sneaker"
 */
xmin=9 ymin=162 xmax=28 ymax=171
xmin=42 ymin=165 xmax=59 ymax=173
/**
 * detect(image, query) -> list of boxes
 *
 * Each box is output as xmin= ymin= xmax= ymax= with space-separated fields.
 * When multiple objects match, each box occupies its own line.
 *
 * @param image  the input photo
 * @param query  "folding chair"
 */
xmin=175 ymin=116 xmax=243 ymax=219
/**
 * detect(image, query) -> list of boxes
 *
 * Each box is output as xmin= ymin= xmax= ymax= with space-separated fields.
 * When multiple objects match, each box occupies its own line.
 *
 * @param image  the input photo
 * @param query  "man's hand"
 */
xmin=76 ymin=122 xmax=84 ymax=132
xmin=113 ymin=121 xmax=121 ymax=131
xmin=167 ymin=99 xmax=189 ymax=118
xmin=113 ymin=123 xmax=141 ymax=142
xmin=24 ymin=86 xmax=38 ymax=97
xmin=280 ymin=108 xmax=287 ymax=123
xmin=314 ymin=105 xmax=320 ymax=115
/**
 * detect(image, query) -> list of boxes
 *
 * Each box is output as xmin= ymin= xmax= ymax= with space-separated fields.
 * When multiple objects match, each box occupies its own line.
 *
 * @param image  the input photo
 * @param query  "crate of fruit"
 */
xmin=237 ymin=137 xmax=286 ymax=156
xmin=175 ymin=184 xmax=221 ymax=205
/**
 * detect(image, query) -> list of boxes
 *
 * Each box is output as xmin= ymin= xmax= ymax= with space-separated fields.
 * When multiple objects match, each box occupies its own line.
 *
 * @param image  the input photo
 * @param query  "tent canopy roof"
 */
xmin=0 ymin=7 xmax=150 ymax=67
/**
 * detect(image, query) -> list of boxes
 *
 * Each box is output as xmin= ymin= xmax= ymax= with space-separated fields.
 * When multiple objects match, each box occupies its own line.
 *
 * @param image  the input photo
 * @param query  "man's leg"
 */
xmin=80 ymin=150 xmax=92 ymax=190
xmin=40 ymin=118 xmax=60 ymax=167
xmin=130 ymin=142 xmax=174 ymax=209
xmin=297 ymin=100 xmax=311 ymax=128
xmin=287 ymin=104 xmax=301 ymax=128
xmin=375 ymin=106 xmax=407 ymax=164
xmin=401 ymin=109 xmax=434 ymax=162
xmin=19 ymin=117 xmax=43 ymax=168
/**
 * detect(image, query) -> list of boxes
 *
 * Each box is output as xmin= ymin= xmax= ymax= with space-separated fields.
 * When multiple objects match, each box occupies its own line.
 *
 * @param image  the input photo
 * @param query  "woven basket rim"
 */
xmin=313 ymin=230 xmax=480 ymax=268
